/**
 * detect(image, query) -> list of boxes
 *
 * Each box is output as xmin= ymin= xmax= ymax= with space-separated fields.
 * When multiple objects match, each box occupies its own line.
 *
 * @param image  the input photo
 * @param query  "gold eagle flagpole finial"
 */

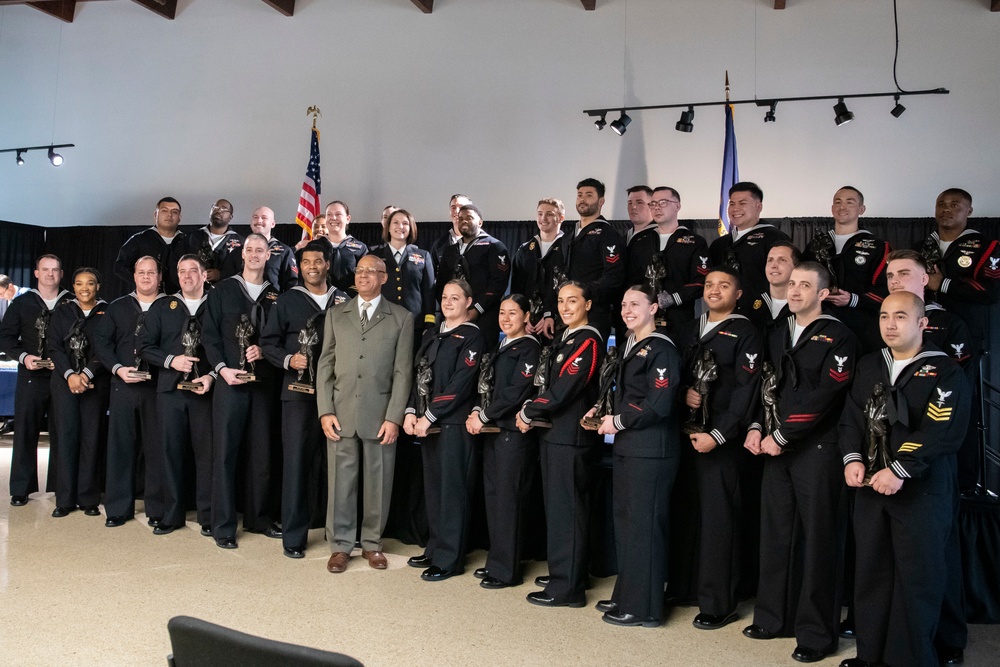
xmin=307 ymin=106 xmax=322 ymax=130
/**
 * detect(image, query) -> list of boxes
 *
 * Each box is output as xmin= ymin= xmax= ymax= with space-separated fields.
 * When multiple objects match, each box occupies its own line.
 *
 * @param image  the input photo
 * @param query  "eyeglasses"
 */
xmin=211 ymin=205 xmax=232 ymax=213
xmin=649 ymin=199 xmax=679 ymax=208
xmin=356 ymin=268 xmax=386 ymax=276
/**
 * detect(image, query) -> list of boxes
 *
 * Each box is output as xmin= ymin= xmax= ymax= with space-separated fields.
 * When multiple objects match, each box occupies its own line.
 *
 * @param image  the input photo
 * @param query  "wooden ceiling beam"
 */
xmin=992 ymin=0 xmax=999 ymax=12
xmin=410 ymin=0 xmax=432 ymax=13
xmin=27 ymin=0 xmax=76 ymax=22
xmin=130 ymin=0 xmax=175 ymax=20
xmin=774 ymin=0 xmax=786 ymax=8
xmin=581 ymin=0 xmax=596 ymax=9
xmin=262 ymin=0 xmax=294 ymax=16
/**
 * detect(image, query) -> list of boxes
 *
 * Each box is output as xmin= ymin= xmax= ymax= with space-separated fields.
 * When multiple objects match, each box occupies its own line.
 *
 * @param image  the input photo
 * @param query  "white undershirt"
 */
xmin=159 ymin=234 xmax=176 ymax=245
xmin=81 ymin=308 xmax=92 ymax=317
xmin=207 ymin=230 xmax=225 ymax=247
xmin=939 ymin=239 xmax=953 ymax=255
xmin=183 ymin=298 xmax=202 ymax=316
xmin=539 ymin=240 xmax=555 ymax=257
xmin=770 ymin=298 xmax=788 ymax=319
xmin=890 ymin=357 xmax=914 ymax=385
xmin=42 ymin=296 xmax=60 ymax=310
xmin=308 ymin=291 xmax=329 ymax=310
xmin=700 ymin=318 xmax=724 ymax=338
xmin=791 ymin=322 xmax=807 ymax=346
xmin=138 ymin=300 xmax=154 ymax=313
xmin=244 ymin=282 xmax=265 ymax=302
xmin=659 ymin=232 xmax=673 ymax=251
xmin=834 ymin=233 xmax=852 ymax=254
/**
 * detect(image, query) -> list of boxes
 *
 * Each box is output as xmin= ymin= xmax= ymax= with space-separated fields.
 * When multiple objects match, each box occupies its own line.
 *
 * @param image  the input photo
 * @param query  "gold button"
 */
xmin=397 ymin=286 xmax=402 ymax=291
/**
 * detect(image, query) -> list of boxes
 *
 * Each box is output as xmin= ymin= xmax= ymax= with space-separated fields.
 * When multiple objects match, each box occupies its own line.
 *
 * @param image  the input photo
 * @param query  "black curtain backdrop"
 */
xmin=0 ymin=220 xmax=46 ymax=287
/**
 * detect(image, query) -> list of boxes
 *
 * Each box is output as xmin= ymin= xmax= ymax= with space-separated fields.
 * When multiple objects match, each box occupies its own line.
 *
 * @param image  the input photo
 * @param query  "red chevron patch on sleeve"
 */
xmin=829 ymin=369 xmax=850 ymax=382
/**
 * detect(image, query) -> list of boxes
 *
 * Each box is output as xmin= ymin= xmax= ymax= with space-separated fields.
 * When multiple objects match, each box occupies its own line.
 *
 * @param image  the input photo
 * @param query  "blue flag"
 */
xmin=718 ymin=103 xmax=739 ymax=236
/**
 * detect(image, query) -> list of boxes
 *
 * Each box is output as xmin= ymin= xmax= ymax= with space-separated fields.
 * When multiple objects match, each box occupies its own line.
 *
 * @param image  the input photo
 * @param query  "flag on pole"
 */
xmin=718 ymin=102 xmax=739 ymax=236
xmin=295 ymin=126 xmax=322 ymax=239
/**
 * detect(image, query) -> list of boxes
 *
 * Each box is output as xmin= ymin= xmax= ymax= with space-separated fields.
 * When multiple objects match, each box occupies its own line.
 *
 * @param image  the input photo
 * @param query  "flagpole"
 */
xmin=296 ymin=107 xmax=323 ymax=241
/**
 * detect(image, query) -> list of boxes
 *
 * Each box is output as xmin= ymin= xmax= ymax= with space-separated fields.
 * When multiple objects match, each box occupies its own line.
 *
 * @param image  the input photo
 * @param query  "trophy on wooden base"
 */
xmin=288 ymin=314 xmax=320 ymax=394
xmin=682 ymin=347 xmax=717 ymax=435
xmin=807 ymin=233 xmax=839 ymax=292
xmin=475 ymin=351 xmax=500 ymax=433
xmin=127 ymin=313 xmax=152 ymax=381
xmin=646 ymin=254 xmax=669 ymax=327
xmin=177 ymin=320 xmax=204 ymax=391
xmin=529 ymin=345 xmax=553 ymax=428
xmin=863 ymin=381 xmax=892 ymax=486
xmin=33 ymin=311 xmax=55 ymax=370
xmin=69 ymin=321 xmax=94 ymax=388
xmin=581 ymin=345 xmax=619 ymax=430
xmin=415 ymin=355 xmax=441 ymax=435
xmin=235 ymin=314 xmax=257 ymax=382
xmin=761 ymin=361 xmax=780 ymax=436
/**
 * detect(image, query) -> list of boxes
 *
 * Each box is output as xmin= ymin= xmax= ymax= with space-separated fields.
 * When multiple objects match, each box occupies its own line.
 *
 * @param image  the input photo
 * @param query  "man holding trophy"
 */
xmin=139 ymin=254 xmax=216 ymax=535
xmin=261 ymin=241 xmax=348 ymax=559
xmin=203 ymin=233 xmax=282 ymax=549
xmin=0 ymin=254 xmax=71 ymax=506
xmin=93 ymin=256 xmax=168 ymax=527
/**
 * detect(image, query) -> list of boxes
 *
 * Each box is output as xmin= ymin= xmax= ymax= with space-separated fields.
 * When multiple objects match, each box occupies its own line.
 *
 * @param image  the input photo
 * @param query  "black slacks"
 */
xmin=9 ymin=372 xmax=59 ymax=496
xmin=160 ymin=388 xmax=213 ymax=528
xmin=50 ymin=375 xmax=109 ymax=508
xmin=695 ymin=442 xmax=743 ymax=616
xmin=281 ymin=399 xmax=325 ymax=550
xmin=422 ymin=423 xmax=478 ymax=573
xmin=104 ymin=380 xmax=162 ymax=519
xmin=483 ymin=427 xmax=538 ymax=584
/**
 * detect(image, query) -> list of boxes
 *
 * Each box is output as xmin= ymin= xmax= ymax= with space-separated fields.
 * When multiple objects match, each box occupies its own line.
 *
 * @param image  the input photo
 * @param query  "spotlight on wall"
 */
xmin=675 ymin=106 xmax=695 ymax=132
xmin=890 ymin=95 xmax=906 ymax=118
xmin=594 ymin=113 xmax=607 ymax=131
xmin=16 ymin=150 xmax=25 ymax=166
xmin=47 ymin=146 xmax=64 ymax=166
xmin=764 ymin=101 xmax=777 ymax=123
xmin=609 ymin=111 xmax=631 ymax=136
xmin=833 ymin=98 xmax=854 ymax=126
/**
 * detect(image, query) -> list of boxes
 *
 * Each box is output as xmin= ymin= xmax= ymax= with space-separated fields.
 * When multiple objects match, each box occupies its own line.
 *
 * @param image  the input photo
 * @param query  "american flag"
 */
xmin=295 ymin=127 xmax=321 ymax=238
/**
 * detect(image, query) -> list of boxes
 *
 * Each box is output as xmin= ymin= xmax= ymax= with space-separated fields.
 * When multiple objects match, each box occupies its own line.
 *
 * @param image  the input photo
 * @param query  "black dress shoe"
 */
xmin=215 ymin=537 xmax=238 ymax=549
xmin=283 ymin=546 xmax=305 ymax=559
xmin=595 ymin=599 xmax=618 ymax=614
xmin=693 ymin=611 xmax=739 ymax=630
xmin=421 ymin=566 xmax=457 ymax=581
xmin=602 ymin=611 xmax=660 ymax=628
xmin=839 ymin=659 xmax=880 ymax=667
xmin=743 ymin=624 xmax=777 ymax=640
xmin=534 ymin=574 xmax=550 ymax=587
xmin=153 ymin=524 xmax=177 ymax=535
xmin=473 ymin=567 xmax=489 ymax=580
xmin=525 ymin=591 xmax=586 ymax=608
xmin=105 ymin=516 xmax=128 ymax=528
xmin=248 ymin=523 xmax=282 ymax=538
xmin=938 ymin=647 xmax=964 ymax=665
xmin=839 ymin=618 xmax=856 ymax=639
xmin=792 ymin=646 xmax=829 ymax=663
xmin=480 ymin=576 xmax=512 ymax=589
xmin=147 ymin=516 xmax=162 ymax=528
xmin=81 ymin=505 xmax=101 ymax=516
xmin=10 ymin=495 xmax=28 ymax=506
xmin=200 ymin=525 xmax=212 ymax=537
xmin=51 ymin=506 xmax=76 ymax=518
xmin=407 ymin=553 xmax=431 ymax=568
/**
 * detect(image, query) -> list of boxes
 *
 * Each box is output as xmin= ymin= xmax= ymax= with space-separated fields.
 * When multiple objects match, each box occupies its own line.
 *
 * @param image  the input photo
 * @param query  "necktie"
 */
xmin=360 ymin=301 xmax=370 ymax=329
xmin=394 ymin=251 xmax=402 ymax=265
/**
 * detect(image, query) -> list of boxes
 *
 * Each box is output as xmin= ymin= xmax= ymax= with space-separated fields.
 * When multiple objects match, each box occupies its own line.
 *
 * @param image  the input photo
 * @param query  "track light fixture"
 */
xmin=583 ymin=87 xmax=947 ymax=135
xmin=764 ymin=101 xmax=777 ymax=123
xmin=609 ymin=111 xmax=631 ymax=136
xmin=675 ymin=106 xmax=695 ymax=133
xmin=1 ymin=143 xmax=75 ymax=166
xmin=594 ymin=113 xmax=607 ymax=131
xmin=890 ymin=95 xmax=906 ymax=118
xmin=833 ymin=98 xmax=854 ymax=126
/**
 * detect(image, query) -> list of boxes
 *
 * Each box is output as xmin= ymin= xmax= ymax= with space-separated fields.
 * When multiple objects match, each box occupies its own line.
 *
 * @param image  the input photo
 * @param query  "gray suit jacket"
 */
xmin=316 ymin=296 xmax=414 ymax=439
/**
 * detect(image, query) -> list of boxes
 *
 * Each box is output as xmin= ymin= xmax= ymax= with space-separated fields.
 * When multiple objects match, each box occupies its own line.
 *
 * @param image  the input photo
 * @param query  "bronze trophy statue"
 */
xmin=33 ymin=311 xmax=55 ymax=370
xmin=177 ymin=319 xmax=204 ymax=391
xmin=235 ymin=314 xmax=257 ymax=382
xmin=529 ymin=345 xmax=553 ymax=428
xmin=127 ymin=312 xmax=152 ymax=381
xmin=863 ymin=381 xmax=892 ymax=485
xmin=452 ymin=256 xmax=469 ymax=283
xmin=68 ymin=320 xmax=94 ymax=388
xmin=646 ymin=253 xmax=668 ymax=326
xmin=476 ymin=351 xmax=500 ymax=433
xmin=807 ymin=232 xmax=839 ymax=292
xmin=528 ymin=291 xmax=546 ymax=329
xmin=582 ymin=345 xmax=619 ymax=430
xmin=415 ymin=354 xmax=440 ymax=434
xmin=288 ymin=313 xmax=320 ymax=394
xmin=682 ymin=347 xmax=717 ymax=435
xmin=760 ymin=361 xmax=780 ymax=437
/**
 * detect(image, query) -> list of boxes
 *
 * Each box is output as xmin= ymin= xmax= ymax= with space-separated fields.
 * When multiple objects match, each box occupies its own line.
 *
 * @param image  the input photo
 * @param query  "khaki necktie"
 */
xmin=360 ymin=301 xmax=370 ymax=329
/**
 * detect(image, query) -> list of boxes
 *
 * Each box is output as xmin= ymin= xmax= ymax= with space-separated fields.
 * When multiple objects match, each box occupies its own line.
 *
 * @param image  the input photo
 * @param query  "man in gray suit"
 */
xmin=317 ymin=254 xmax=414 ymax=573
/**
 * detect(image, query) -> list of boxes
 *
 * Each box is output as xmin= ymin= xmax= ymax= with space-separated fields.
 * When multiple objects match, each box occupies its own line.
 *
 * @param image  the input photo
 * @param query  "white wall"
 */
xmin=1 ymin=0 xmax=998 ymax=228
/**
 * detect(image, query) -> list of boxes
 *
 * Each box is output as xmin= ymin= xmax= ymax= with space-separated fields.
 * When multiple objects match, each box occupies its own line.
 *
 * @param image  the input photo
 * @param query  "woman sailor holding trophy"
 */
xmin=403 ymin=279 xmax=485 ymax=581
xmin=48 ymin=267 xmax=111 ymax=519
xmin=465 ymin=293 xmax=541 ymax=590
xmin=585 ymin=283 xmax=682 ymax=628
